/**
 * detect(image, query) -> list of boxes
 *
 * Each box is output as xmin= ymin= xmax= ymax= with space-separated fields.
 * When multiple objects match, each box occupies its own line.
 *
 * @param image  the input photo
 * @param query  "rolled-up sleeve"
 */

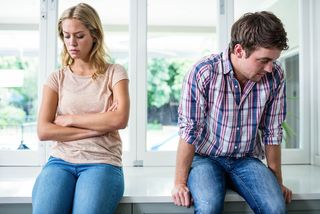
xmin=259 ymin=63 xmax=287 ymax=145
xmin=178 ymin=64 xmax=209 ymax=146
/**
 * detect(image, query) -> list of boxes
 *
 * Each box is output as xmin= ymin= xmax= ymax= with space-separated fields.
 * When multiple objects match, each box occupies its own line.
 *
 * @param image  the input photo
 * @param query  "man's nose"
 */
xmin=264 ymin=61 xmax=273 ymax=73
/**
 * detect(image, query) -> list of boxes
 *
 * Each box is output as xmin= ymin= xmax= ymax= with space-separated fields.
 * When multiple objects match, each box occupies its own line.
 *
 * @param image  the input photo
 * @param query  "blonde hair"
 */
xmin=58 ymin=3 xmax=111 ymax=78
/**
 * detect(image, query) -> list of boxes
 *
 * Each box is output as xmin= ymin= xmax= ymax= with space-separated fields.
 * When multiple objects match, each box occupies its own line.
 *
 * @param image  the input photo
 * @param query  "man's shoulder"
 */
xmin=191 ymin=53 xmax=222 ymax=74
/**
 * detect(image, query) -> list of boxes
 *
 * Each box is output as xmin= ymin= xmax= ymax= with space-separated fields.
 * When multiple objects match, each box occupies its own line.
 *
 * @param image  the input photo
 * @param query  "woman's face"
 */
xmin=61 ymin=18 xmax=95 ymax=61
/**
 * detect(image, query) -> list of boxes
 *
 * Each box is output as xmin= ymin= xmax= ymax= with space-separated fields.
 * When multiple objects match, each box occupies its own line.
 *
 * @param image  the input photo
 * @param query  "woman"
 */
xmin=32 ymin=3 xmax=129 ymax=214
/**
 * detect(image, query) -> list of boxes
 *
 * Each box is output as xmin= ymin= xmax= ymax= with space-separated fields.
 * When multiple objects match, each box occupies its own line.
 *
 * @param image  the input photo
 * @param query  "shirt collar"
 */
xmin=221 ymin=48 xmax=234 ymax=75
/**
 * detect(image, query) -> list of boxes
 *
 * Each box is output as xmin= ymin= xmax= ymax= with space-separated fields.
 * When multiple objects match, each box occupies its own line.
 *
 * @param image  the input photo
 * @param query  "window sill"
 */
xmin=1 ymin=165 xmax=320 ymax=204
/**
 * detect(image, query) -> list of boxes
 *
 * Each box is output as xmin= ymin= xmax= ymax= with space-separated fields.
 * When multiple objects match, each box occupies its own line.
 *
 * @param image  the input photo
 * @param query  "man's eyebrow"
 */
xmin=257 ymin=57 xmax=273 ymax=61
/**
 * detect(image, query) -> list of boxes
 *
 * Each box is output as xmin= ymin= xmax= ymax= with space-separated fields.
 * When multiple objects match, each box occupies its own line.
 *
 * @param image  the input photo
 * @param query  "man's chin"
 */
xmin=251 ymin=76 xmax=263 ymax=82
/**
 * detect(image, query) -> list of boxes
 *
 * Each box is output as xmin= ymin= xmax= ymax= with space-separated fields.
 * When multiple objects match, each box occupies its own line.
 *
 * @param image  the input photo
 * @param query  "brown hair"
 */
xmin=58 ymin=3 xmax=111 ymax=78
xmin=229 ymin=11 xmax=289 ymax=57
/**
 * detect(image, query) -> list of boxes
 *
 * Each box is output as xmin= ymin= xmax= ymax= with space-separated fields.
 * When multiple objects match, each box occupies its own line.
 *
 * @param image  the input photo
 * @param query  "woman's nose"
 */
xmin=69 ymin=36 xmax=77 ymax=46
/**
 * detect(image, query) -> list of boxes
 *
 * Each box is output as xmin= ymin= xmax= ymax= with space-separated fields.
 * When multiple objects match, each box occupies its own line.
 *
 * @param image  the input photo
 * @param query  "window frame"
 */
xmin=136 ymin=0 xmax=312 ymax=166
xmin=0 ymin=0 xmax=316 ymax=166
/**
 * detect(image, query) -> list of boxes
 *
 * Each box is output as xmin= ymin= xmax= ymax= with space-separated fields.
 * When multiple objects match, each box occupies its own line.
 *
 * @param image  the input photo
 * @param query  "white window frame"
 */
xmin=309 ymin=0 xmax=320 ymax=166
xmin=135 ymin=0 xmax=312 ymax=166
xmin=1 ymin=0 xmax=317 ymax=166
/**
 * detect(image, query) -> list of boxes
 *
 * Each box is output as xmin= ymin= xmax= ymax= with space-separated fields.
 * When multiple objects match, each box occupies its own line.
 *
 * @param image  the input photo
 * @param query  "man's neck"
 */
xmin=230 ymin=53 xmax=247 ymax=90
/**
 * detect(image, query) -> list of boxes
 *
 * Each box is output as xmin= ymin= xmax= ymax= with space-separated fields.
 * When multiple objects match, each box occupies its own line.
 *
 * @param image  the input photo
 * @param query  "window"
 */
xmin=0 ymin=0 xmax=313 ymax=166
xmin=0 ymin=0 xmax=42 ymax=165
xmin=234 ymin=0 xmax=309 ymax=163
xmin=146 ymin=0 xmax=217 ymax=152
xmin=133 ymin=0 xmax=218 ymax=165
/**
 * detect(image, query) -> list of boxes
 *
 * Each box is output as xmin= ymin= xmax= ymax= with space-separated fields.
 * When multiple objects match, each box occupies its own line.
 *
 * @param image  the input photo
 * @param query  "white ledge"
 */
xmin=1 ymin=165 xmax=320 ymax=204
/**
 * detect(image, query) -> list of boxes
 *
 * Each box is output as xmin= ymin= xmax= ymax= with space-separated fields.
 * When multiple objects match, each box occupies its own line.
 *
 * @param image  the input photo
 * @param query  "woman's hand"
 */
xmin=54 ymin=115 xmax=73 ymax=127
xmin=107 ymin=100 xmax=118 ymax=112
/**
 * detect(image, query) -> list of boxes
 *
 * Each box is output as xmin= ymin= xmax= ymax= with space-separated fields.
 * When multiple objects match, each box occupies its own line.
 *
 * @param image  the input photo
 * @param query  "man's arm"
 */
xmin=265 ymin=144 xmax=292 ymax=203
xmin=171 ymin=138 xmax=195 ymax=207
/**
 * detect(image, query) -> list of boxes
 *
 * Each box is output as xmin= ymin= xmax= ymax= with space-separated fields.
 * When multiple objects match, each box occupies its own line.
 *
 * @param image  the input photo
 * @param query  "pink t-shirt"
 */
xmin=45 ymin=64 xmax=128 ymax=166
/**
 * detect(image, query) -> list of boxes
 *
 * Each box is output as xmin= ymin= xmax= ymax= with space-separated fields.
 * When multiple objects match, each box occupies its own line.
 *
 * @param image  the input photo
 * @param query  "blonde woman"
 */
xmin=32 ymin=3 xmax=129 ymax=214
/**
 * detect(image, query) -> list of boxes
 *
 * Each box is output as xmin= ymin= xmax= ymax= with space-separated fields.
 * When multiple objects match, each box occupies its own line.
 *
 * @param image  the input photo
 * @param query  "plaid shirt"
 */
xmin=178 ymin=49 xmax=286 ymax=159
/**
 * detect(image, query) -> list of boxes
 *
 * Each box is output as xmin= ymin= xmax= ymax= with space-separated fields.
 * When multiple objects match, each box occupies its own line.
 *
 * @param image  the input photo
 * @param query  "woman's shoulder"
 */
xmin=49 ymin=66 xmax=68 ymax=76
xmin=107 ymin=63 xmax=127 ymax=73
xmin=107 ymin=63 xmax=128 ymax=78
xmin=106 ymin=64 xmax=129 ymax=86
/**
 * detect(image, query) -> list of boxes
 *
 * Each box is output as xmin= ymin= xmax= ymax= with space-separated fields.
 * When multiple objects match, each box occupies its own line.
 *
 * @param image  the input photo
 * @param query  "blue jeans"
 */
xmin=32 ymin=157 xmax=124 ymax=214
xmin=187 ymin=154 xmax=286 ymax=214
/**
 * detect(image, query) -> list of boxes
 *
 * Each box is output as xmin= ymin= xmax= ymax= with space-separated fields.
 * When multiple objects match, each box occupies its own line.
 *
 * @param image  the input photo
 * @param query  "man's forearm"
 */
xmin=265 ymin=144 xmax=283 ymax=184
xmin=174 ymin=138 xmax=195 ymax=185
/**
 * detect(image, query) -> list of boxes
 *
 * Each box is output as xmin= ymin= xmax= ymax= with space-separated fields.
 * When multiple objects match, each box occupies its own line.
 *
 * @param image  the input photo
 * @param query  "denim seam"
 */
xmin=230 ymin=171 xmax=262 ymax=214
xmin=108 ymin=169 xmax=122 ymax=214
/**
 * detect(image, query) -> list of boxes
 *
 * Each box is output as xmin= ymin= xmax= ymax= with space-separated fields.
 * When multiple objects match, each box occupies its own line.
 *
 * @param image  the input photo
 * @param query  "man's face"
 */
xmin=234 ymin=45 xmax=282 ymax=83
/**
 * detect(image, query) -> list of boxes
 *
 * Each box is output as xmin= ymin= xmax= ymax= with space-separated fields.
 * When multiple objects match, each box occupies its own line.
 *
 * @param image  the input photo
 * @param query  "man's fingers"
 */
xmin=171 ymin=185 xmax=191 ymax=207
xmin=285 ymin=189 xmax=292 ymax=203
xmin=282 ymin=186 xmax=292 ymax=204
xmin=178 ymin=191 xmax=185 ymax=206
xmin=174 ymin=194 xmax=182 ymax=206
xmin=184 ymin=191 xmax=191 ymax=207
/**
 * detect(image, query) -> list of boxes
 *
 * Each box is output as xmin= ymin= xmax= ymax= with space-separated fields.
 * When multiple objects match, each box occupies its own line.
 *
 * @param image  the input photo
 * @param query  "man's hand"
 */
xmin=171 ymin=183 xmax=191 ymax=207
xmin=281 ymin=184 xmax=292 ymax=203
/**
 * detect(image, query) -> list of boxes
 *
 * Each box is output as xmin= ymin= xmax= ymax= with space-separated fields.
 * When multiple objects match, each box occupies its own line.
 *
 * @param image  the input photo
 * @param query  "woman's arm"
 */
xmin=37 ymin=86 xmax=104 ymax=142
xmin=55 ymin=79 xmax=130 ymax=132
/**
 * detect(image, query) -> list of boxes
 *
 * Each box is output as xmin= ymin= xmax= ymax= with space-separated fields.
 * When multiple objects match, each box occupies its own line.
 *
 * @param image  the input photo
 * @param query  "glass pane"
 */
xmin=0 ymin=0 xmax=40 ymax=151
xmin=58 ymin=0 xmax=130 ymax=150
xmin=234 ymin=0 xmax=300 ymax=149
xmin=147 ymin=0 xmax=218 ymax=151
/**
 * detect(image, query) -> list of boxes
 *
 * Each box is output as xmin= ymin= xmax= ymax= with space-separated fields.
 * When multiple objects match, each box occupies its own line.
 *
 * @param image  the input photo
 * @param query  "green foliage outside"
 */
xmin=0 ymin=105 xmax=26 ymax=128
xmin=147 ymin=57 xmax=192 ymax=109
xmin=0 ymin=56 xmax=38 ymax=128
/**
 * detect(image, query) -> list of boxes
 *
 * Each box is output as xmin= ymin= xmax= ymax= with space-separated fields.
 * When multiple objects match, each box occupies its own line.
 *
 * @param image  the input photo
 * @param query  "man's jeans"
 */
xmin=188 ymin=154 xmax=286 ymax=214
xmin=32 ymin=157 xmax=124 ymax=214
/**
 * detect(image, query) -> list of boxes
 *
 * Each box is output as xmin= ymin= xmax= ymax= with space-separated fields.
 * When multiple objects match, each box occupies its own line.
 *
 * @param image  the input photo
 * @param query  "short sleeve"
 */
xmin=111 ymin=64 xmax=129 ymax=88
xmin=44 ymin=70 xmax=60 ymax=92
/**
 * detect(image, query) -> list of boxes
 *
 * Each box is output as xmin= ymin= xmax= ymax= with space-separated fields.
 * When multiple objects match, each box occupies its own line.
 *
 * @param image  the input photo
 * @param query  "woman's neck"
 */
xmin=70 ymin=60 xmax=95 ymax=76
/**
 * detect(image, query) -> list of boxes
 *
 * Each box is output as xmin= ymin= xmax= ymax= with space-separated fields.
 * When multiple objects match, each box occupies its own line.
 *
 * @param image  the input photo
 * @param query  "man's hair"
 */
xmin=229 ymin=11 xmax=289 ymax=57
xmin=58 ymin=3 xmax=111 ymax=78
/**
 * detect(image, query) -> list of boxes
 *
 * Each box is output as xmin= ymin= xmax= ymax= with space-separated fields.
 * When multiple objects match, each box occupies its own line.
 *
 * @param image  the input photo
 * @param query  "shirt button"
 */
xmin=236 ymin=127 xmax=240 ymax=131
xmin=235 ymin=85 xmax=238 ymax=88
xmin=235 ymin=146 xmax=238 ymax=149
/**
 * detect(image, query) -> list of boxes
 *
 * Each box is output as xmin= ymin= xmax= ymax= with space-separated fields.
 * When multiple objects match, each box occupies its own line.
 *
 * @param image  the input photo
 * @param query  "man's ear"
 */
xmin=234 ymin=44 xmax=244 ymax=58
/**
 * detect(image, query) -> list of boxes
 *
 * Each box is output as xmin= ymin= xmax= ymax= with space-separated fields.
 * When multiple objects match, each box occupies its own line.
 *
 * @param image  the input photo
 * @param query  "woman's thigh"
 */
xmin=72 ymin=164 xmax=124 ymax=214
xmin=230 ymin=158 xmax=286 ymax=214
xmin=32 ymin=158 xmax=76 ymax=214
xmin=188 ymin=155 xmax=226 ymax=214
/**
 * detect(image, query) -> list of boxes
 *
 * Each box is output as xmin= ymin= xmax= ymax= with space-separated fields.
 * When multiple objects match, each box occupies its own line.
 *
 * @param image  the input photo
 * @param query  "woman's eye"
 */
xmin=76 ymin=35 xmax=84 ymax=39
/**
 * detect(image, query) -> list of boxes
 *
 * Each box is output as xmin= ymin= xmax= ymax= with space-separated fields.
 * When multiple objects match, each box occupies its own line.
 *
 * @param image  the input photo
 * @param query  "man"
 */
xmin=172 ymin=11 xmax=292 ymax=214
